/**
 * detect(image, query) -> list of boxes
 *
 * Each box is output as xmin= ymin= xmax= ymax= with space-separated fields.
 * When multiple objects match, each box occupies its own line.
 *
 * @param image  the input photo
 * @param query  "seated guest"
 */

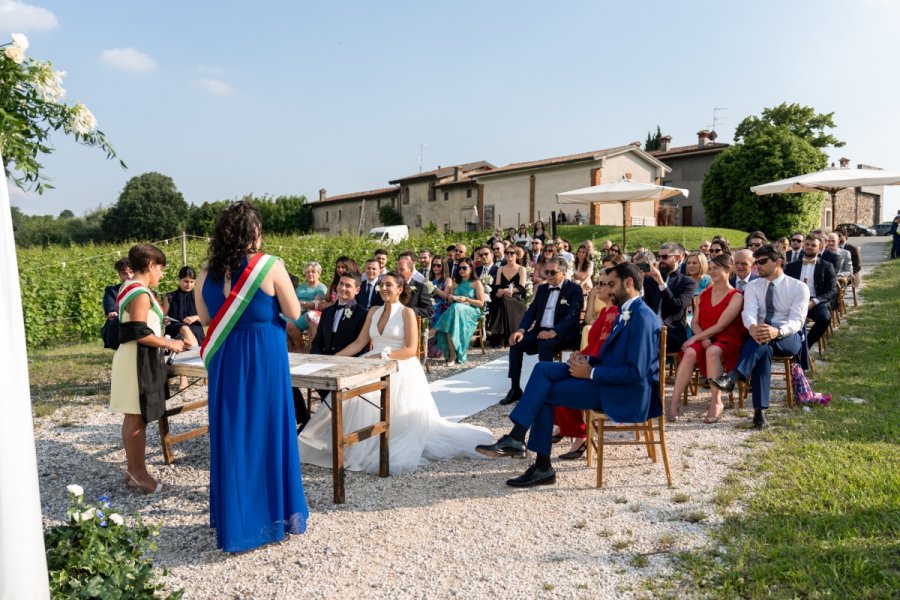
xmin=730 ymin=249 xmax=758 ymax=291
xmin=580 ymin=275 xmax=610 ymax=350
xmin=398 ymin=250 xmax=425 ymax=283
xmin=640 ymin=243 xmax=696 ymax=352
xmin=455 ymin=243 xmax=469 ymax=260
xmin=397 ymin=256 xmax=433 ymax=319
xmin=711 ymin=244 xmax=809 ymax=429
xmin=745 ymin=230 xmax=768 ymax=251
xmin=473 ymin=245 xmax=495 ymax=279
xmin=513 ymin=224 xmax=532 ymax=249
xmin=786 ymin=232 xmax=805 ymax=263
xmin=709 ymin=238 xmax=731 ymax=261
xmin=554 ymin=269 xmax=618 ymax=460
xmin=809 ymin=229 xmax=840 ymax=273
xmin=417 ymin=249 xmax=433 ymax=279
xmin=699 ymin=240 xmax=712 ymax=259
xmin=477 ymin=263 xmax=660 ymax=487
xmin=556 ymin=238 xmax=575 ymax=264
xmin=667 ymin=254 xmax=745 ymax=423
xmin=837 ymin=232 xmax=862 ymax=288
xmin=487 ymin=246 xmax=527 ymax=347
xmin=684 ymin=251 xmax=711 ymax=334
xmin=296 ymin=272 xmax=368 ymax=430
xmin=434 ymin=258 xmax=486 ymax=365
xmin=324 ymin=256 xmax=360 ymax=309
xmin=356 ymin=258 xmax=384 ymax=311
xmin=427 ymin=255 xmax=451 ymax=329
xmin=490 ymin=241 xmax=506 ymax=272
xmin=101 ymin=257 xmax=132 ymax=350
xmin=162 ymin=265 xmax=204 ymax=348
xmin=784 ymin=235 xmax=836 ymax=350
xmin=286 ymin=261 xmax=328 ymax=352
xmin=825 ymin=232 xmax=852 ymax=283
xmin=571 ymin=244 xmax=595 ymax=294
xmin=499 ymin=257 xmax=583 ymax=406
xmin=445 ymin=245 xmax=459 ymax=279
xmin=529 ymin=238 xmax=544 ymax=269
xmin=373 ymin=248 xmax=390 ymax=276
xmin=487 ymin=228 xmax=505 ymax=247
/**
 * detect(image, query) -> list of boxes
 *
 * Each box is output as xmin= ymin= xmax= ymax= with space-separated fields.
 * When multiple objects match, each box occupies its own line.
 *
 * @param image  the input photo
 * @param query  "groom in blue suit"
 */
xmin=477 ymin=262 xmax=661 ymax=487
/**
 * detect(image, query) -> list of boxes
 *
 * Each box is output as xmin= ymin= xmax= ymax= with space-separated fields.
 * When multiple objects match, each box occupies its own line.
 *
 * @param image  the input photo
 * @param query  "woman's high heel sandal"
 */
xmin=559 ymin=440 xmax=587 ymax=460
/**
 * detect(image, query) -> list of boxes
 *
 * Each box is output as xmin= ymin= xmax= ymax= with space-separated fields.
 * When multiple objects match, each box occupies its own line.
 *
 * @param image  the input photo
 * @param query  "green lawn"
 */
xmin=554 ymin=225 xmax=748 ymax=254
xmin=672 ymin=257 xmax=900 ymax=599
xmin=28 ymin=341 xmax=112 ymax=416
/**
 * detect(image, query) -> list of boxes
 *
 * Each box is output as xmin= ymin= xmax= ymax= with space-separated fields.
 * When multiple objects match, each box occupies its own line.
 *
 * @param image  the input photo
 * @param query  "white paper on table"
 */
xmin=173 ymin=354 xmax=204 ymax=367
xmin=290 ymin=363 xmax=334 ymax=376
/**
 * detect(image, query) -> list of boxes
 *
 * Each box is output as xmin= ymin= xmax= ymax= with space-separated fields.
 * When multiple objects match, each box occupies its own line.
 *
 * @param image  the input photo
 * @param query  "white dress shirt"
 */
xmin=734 ymin=275 xmax=753 ymax=292
xmin=741 ymin=273 xmax=810 ymax=337
xmin=540 ymin=285 xmax=562 ymax=328
xmin=799 ymin=260 xmax=818 ymax=301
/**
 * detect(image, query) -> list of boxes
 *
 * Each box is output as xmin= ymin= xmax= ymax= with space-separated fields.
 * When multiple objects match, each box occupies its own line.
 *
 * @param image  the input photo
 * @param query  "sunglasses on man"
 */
xmin=791 ymin=238 xmax=804 ymax=244
xmin=709 ymin=248 xmax=724 ymax=254
xmin=748 ymin=242 xmax=763 ymax=248
xmin=755 ymin=257 xmax=772 ymax=266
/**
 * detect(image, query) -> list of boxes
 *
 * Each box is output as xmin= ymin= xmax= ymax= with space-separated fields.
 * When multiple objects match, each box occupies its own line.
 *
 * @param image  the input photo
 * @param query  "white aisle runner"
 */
xmin=430 ymin=353 xmax=569 ymax=422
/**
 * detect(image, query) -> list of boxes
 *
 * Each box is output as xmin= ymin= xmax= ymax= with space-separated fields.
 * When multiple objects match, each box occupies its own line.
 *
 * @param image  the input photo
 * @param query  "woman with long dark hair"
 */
xmin=434 ymin=257 xmax=485 ymax=364
xmin=195 ymin=200 xmax=308 ymax=552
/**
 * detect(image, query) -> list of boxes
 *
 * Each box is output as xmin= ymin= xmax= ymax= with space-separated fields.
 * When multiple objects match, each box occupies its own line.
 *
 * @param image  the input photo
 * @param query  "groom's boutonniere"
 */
xmin=560 ymin=298 xmax=569 ymax=306
xmin=408 ymin=284 xmax=416 ymax=292
xmin=343 ymin=307 xmax=353 ymax=319
xmin=621 ymin=310 xmax=632 ymax=324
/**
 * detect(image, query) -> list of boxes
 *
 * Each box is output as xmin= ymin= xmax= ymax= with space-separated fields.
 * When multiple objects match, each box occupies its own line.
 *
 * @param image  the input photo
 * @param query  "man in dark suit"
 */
xmin=499 ymin=257 xmax=583 ymax=405
xmin=356 ymin=259 xmax=384 ymax=311
xmin=397 ymin=257 xmax=433 ymax=319
xmin=101 ymin=257 xmax=132 ymax=350
xmin=786 ymin=232 xmax=805 ymax=263
xmin=729 ymin=249 xmax=759 ymax=291
xmin=640 ymin=243 xmax=695 ymax=352
xmin=295 ymin=272 xmax=368 ymax=432
xmin=837 ymin=232 xmax=862 ymax=288
xmin=784 ymin=235 xmax=836 ymax=350
xmin=477 ymin=263 xmax=660 ymax=487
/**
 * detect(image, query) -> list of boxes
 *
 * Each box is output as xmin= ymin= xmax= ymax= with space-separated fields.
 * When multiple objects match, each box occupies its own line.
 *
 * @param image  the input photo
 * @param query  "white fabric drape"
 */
xmin=0 ymin=153 xmax=50 ymax=599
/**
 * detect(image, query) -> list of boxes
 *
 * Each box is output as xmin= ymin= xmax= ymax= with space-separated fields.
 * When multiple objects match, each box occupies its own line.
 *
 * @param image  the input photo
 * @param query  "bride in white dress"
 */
xmin=299 ymin=272 xmax=494 ymax=474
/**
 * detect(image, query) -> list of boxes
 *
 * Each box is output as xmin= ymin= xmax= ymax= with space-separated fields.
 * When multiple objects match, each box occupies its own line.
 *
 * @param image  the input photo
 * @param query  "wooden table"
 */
xmin=166 ymin=350 xmax=397 ymax=503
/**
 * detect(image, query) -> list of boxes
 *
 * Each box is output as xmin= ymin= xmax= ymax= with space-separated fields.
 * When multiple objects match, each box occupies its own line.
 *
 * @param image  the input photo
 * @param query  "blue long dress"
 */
xmin=202 ymin=262 xmax=308 ymax=552
xmin=434 ymin=279 xmax=480 ymax=363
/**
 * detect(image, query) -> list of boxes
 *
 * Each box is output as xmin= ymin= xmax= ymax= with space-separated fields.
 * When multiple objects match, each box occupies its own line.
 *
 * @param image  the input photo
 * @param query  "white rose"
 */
xmin=34 ymin=64 xmax=67 ymax=102
xmin=4 ymin=45 xmax=25 ymax=64
xmin=66 ymin=484 xmax=84 ymax=497
xmin=80 ymin=508 xmax=96 ymax=521
xmin=11 ymin=33 xmax=29 ymax=51
xmin=109 ymin=514 xmax=125 ymax=526
xmin=69 ymin=103 xmax=97 ymax=135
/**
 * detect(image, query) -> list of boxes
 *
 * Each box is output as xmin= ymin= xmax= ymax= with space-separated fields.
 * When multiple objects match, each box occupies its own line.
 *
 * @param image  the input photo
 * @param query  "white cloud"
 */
xmin=0 ymin=1 xmax=58 ymax=33
xmin=99 ymin=47 xmax=157 ymax=72
xmin=197 ymin=78 xmax=234 ymax=95
xmin=197 ymin=64 xmax=224 ymax=77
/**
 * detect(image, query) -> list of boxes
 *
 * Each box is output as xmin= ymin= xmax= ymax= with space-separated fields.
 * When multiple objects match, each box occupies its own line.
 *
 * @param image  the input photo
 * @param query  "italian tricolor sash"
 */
xmin=200 ymin=253 xmax=278 ymax=369
xmin=117 ymin=281 xmax=165 ymax=324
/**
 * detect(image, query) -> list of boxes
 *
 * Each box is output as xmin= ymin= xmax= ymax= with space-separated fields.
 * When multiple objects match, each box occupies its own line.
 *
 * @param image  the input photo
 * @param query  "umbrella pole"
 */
xmin=621 ymin=200 xmax=627 ymax=251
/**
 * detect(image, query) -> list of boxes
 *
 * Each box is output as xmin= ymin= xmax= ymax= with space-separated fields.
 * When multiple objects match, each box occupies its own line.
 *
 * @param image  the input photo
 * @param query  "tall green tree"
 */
xmin=101 ymin=172 xmax=188 ymax=241
xmin=378 ymin=204 xmax=403 ymax=226
xmin=644 ymin=125 xmax=663 ymax=151
xmin=703 ymin=126 xmax=827 ymax=237
xmin=734 ymin=102 xmax=845 ymax=149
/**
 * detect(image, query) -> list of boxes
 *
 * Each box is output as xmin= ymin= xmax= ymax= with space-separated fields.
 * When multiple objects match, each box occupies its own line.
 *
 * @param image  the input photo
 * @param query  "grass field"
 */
xmin=554 ymin=224 xmax=748 ymax=254
xmin=667 ymin=258 xmax=900 ymax=599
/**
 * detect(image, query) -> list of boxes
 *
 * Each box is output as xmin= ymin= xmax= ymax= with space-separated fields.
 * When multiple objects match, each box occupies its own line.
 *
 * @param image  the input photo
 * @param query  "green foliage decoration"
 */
xmin=45 ymin=485 xmax=182 ymax=599
xmin=378 ymin=204 xmax=403 ymax=226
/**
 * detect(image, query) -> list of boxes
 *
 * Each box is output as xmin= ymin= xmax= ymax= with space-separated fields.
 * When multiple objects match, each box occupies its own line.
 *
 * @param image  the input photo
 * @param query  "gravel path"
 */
xmin=35 ymin=240 xmax=889 ymax=599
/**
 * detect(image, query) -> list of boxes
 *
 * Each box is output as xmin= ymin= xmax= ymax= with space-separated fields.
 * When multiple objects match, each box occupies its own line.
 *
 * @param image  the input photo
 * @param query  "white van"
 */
xmin=368 ymin=225 xmax=409 ymax=245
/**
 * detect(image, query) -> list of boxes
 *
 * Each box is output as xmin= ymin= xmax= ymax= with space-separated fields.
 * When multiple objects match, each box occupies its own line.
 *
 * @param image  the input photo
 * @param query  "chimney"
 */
xmin=839 ymin=157 xmax=850 ymax=168
xmin=319 ymin=188 xmax=326 ymax=202
xmin=625 ymin=171 xmax=633 ymax=181
xmin=660 ymin=135 xmax=672 ymax=152
xmin=454 ymin=166 xmax=463 ymax=181
xmin=697 ymin=130 xmax=711 ymax=148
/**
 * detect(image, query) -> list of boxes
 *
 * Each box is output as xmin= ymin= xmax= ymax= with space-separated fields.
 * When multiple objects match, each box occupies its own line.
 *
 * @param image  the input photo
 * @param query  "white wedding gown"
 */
xmin=298 ymin=301 xmax=494 ymax=474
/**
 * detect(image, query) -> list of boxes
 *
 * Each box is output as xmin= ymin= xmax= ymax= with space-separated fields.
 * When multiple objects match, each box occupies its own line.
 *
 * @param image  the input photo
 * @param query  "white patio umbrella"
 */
xmin=557 ymin=179 xmax=688 ymax=249
xmin=750 ymin=167 xmax=900 ymax=223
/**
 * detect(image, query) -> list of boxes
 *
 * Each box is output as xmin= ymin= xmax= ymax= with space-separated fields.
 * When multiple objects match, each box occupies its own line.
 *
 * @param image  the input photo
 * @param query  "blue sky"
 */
xmin=3 ymin=0 xmax=899 ymax=221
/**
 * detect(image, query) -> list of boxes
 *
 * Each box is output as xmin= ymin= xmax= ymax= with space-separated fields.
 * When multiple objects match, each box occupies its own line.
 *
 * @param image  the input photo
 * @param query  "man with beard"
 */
xmin=784 ymin=235 xmax=836 ymax=350
xmin=641 ymin=242 xmax=695 ymax=352
xmin=476 ymin=263 xmax=660 ymax=487
xmin=711 ymin=244 xmax=809 ymax=429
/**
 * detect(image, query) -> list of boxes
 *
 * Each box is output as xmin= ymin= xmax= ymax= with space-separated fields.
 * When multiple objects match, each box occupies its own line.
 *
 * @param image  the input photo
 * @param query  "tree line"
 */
xmin=11 ymin=171 xmax=313 ymax=246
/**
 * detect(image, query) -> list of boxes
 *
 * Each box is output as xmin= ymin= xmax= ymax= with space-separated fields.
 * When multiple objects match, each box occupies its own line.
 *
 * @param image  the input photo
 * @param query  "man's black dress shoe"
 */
xmin=752 ymin=409 xmax=768 ymax=429
xmin=710 ymin=373 xmax=737 ymax=393
xmin=506 ymin=463 xmax=556 ymax=487
xmin=558 ymin=441 xmax=587 ymax=460
xmin=475 ymin=435 xmax=526 ymax=459
xmin=498 ymin=388 xmax=523 ymax=406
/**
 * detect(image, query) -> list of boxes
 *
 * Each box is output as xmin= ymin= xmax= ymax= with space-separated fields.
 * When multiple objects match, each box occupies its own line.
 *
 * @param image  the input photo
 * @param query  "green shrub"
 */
xmin=44 ymin=485 xmax=181 ymax=599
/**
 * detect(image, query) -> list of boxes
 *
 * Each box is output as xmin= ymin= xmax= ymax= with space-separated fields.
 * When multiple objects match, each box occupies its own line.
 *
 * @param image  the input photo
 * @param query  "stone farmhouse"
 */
xmin=308 ymin=131 xmax=884 ymax=235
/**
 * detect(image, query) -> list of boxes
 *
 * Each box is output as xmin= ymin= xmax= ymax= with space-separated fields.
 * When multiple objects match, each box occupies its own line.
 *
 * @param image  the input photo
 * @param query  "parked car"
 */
xmin=874 ymin=222 xmax=893 ymax=236
xmin=835 ymin=223 xmax=876 ymax=237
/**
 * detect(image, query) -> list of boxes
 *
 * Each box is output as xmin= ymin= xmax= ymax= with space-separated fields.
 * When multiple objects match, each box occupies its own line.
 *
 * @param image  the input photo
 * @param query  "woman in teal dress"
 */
xmin=286 ymin=261 xmax=328 ymax=351
xmin=434 ymin=257 xmax=485 ymax=365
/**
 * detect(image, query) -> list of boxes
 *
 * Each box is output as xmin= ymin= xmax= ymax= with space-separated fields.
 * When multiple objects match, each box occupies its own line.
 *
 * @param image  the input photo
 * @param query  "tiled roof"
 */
xmin=650 ymin=142 xmax=730 ymax=158
xmin=472 ymin=144 xmax=661 ymax=178
xmin=315 ymin=186 xmax=399 ymax=205
xmin=389 ymin=161 xmax=494 ymax=184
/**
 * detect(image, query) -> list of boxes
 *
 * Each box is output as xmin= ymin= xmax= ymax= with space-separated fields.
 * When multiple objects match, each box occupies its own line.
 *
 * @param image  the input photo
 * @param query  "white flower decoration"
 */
xmin=69 ymin=103 xmax=97 ymax=135
xmin=11 ymin=33 xmax=29 ymax=51
xmin=4 ymin=44 xmax=25 ymax=64
xmin=560 ymin=298 xmax=569 ymax=306
xmin=80 ymin=508 xmax=96 ymax=521
xmin=67 ymin=484 xmax=84 ymax=497
xmin=343 ymin=307 xmax=353 ymax=319
xmin=33 ymin=64 xmax=67 ymax=102
xmin=109 ymin=513 xmax=125 ymax=526
xmin=621 ymin=310 xmax=632 ymax=324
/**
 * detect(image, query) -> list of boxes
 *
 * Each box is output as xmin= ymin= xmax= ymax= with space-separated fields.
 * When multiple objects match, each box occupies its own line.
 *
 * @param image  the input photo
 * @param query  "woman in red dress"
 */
xmin=667 ymin=253 xmax=746 ymax=423
xmin=553 ymin=269 xmax=619 ymax=459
